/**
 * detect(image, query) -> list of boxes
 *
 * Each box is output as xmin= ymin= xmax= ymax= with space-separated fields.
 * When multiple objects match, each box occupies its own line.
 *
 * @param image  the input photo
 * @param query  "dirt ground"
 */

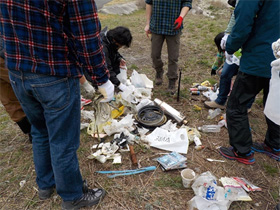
xmin=0 ymin=2 xmax=279 ymax=210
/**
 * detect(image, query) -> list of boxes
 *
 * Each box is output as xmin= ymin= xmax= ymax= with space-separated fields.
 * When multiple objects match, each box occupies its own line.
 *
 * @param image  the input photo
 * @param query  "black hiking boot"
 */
xmin=61 ymin=180 xmax=106 ymax=210
xmin=155 ymin=71 xmax=163 ymax=86
xmin=168 ymin=79 xmax=177 ymax=95
xmin=39 ymin=186 xmax=55 ymax=200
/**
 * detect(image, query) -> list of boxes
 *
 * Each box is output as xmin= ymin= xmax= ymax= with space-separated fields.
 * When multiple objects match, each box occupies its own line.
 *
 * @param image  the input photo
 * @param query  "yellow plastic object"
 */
xmin=200 ymin=80 xmax=211 ymax=87
xmin=111 ymin=105 xmax=125 ymax=119
xmin=193 ymin=105 xmax=202 ymax=111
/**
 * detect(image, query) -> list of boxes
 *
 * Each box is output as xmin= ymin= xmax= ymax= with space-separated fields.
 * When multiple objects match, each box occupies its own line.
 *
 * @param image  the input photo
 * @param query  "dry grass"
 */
xmin=0 ymin=3 xmax=279 ymax=210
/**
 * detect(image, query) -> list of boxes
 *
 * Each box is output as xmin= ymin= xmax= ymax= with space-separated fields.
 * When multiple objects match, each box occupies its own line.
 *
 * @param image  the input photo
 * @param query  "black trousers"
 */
xmin=226 ymin=71 xmax=280 ymax=154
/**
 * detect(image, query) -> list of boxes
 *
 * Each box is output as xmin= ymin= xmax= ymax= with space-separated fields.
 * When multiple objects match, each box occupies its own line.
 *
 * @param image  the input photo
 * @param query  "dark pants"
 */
xmin=151 ymin=33 xmax=181 ymax=80
xmin=226 ymin=71 xmax=280 ymax=154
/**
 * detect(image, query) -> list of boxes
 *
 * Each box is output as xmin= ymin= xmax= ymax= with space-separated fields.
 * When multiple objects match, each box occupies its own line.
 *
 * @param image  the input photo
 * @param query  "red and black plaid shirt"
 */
xmin=0 ymin=0 xmax=109 ymax=85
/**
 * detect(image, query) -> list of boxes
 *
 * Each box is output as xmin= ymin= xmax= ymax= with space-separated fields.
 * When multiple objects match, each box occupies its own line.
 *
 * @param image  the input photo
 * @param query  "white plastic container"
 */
xmin=154 ymin=98 xmax=186 ymax=123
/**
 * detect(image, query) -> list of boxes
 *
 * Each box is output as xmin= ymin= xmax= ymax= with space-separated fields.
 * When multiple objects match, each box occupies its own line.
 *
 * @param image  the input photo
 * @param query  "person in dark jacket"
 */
xmin=219 ymin=0 xmax=280 ymax=164
xmin=85 ymin=26 xmax=132 ymax=92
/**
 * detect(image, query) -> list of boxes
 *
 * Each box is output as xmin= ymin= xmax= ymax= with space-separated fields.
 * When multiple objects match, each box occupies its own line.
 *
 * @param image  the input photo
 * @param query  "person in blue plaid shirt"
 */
xmin=145 ymin=0 xmax=192 ymax=95
xmin=0 ymin=0 xmax=113 ymax=209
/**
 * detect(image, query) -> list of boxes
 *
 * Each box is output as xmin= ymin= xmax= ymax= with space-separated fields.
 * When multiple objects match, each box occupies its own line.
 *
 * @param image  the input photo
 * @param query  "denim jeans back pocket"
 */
xmin=32 ymin=77 xmax=70 ymax=111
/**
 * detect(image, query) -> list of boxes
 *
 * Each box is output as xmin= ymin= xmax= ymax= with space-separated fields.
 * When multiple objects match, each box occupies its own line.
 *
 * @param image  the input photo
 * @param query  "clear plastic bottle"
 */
xmin=197 ymin=125 xmax=221 ymax=133
xmin=207 ymin=108 xmax=222 ymax=119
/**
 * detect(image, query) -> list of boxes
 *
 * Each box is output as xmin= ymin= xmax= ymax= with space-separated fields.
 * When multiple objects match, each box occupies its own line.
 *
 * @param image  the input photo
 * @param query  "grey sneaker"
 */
xmin=204 ymin=101 xmax=225 ymax=109
xmin=38 ymin=186 xmax=55 ymax=200
xmin=62 ymin=182 xmax=106 ymax=210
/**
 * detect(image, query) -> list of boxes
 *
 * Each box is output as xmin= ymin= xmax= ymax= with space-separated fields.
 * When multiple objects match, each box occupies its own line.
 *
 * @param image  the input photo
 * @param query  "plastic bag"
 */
xmin=189 ymin=171 xmax=231 ymax=210
xmin=264 ymin=59 xmax=280 ymax=125
xmin=145 ymin=127 xmax=189 ymax=154
xmin=117 ymin=66 xmax=128 ymax=85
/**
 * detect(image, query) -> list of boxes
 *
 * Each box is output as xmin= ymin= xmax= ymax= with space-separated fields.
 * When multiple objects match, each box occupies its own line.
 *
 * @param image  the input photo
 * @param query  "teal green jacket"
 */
xmin=226 ymin=0 xmax=280 ymax=78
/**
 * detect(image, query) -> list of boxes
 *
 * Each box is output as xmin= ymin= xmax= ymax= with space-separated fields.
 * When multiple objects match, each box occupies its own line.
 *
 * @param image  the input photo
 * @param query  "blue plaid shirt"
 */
xmin=145 ymin=0 xmax=192 ymax=35
xmin=0 ymin=0 xmax=109 ymax=85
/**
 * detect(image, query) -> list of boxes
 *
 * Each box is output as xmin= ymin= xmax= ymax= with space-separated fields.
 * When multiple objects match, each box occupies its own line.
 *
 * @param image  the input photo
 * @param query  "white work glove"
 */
xmin=98 ymin=80 xmax=115 ymax=102
xmin=271 ymin=58 xmax=280 ymax=71
xmin=118 ymin=83 xmax=129 ymax=92
xmin=81 ymin=80 xmax=95 ymax=95
xmin=220 ymin=34 xmax=229 ymax=50
xmin=225 ymin=51 xmax=234 ymax=64
xmin=272 ymin=38 xmax=280 ymax=59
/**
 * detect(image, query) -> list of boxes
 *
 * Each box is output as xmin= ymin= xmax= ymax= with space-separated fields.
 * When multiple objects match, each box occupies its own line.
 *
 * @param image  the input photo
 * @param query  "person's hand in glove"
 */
xmin=220 ymin=34 xmax=229 ymax=50
xmin=271 ymin=58 xmax=280 ymax=71
xmin=211 ymin=69 xmax=216 ymax=76
xmin=272 ymin=38 xmax=280 ymax=59
xmin=118 ymin=83 xmax=129 ymax=92
xmin=173 ymin=16 xmax=183 ymax=30
xmin=225 ymin=51 xmax=233 ymax=64
xmin=81 ymin=80 xmax=95 ymax=95
xmin=98 ymin=80 xmax=115 ymax=102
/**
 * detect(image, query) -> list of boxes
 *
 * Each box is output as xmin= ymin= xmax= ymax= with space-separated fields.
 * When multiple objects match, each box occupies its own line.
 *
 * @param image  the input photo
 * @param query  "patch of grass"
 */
xmin=270 ymin=187 xmax=279 ymax=201
xmin=129 ymin=64 xmax=139 ymax=70
xmin=262 ymin=163 xmax=279 ymax=176
xmin=154 ymin=174 xmax=182 ymax=188
xmin=255 ymin=98 xmax=263 ymax=107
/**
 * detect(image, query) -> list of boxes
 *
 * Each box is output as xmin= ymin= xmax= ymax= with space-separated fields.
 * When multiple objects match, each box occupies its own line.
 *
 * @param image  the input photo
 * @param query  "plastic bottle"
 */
xmin=197 ymin=125 xmax=221 ymax=133
xmin=193 ymin=136 xmax=205 ymax=150
xmin=207 ymin=108 xmax=221 ymax=119
xmin=197 ymin=86 xmax=209 ymax=91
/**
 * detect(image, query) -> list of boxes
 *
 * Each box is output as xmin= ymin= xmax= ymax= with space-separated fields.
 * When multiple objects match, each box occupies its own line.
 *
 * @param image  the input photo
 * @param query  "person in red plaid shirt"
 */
xmin=0 ymin=0 xmax=112 ymax=208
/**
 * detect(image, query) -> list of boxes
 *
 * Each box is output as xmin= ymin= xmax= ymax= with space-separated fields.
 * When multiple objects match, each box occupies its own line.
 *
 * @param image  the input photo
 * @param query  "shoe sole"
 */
xmin=219 ymin=150 xmax=255 ymax=165
xmin=251 ymin=147 xmax=280 ymax=161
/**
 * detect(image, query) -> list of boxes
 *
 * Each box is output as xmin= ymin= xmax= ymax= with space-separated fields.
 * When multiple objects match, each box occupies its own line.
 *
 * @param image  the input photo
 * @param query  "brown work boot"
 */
xmin=155 ymin=71 xmax=163 ymax=86
xmin=168 ymin=79 xmax=177 ymax=95
xmin=204 ymin=101 xmax=225 ymax=109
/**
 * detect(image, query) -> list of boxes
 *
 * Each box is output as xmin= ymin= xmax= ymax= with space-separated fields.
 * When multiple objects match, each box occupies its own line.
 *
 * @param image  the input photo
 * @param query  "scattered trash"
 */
xmin=206 ymin=158 xmax=225 ymax=163
xmin=232 ymin=177 xmax=262 ymax=192
xmin=201 ymin=80 xmax=211 ymax=87
xmin=19 ymin=180 xmax=26 ymax=188
xmin=191 ymin=90 xmax=200 ymax=95
xmin=155 ymin=152 xmax=187 ymax=171
xmin=129 ymin=145 xmax=138 ymax=166
xmin=154 ymin=98 xmax=187 ymax=124
xmin=189 ymin=171 xmax=231 ymax=210
xmin=145 ymin=127 xmax=189 ymax=154
xmin=207 ymin=108 xmax=221 ymax=119
xmin=181 ymin=168 xmax=196 ymax=188
xmin=202 ymin=89 xmax=219 ymax=101
xmin=193 ymin=136 xmax=205 ymax=150
xmin=96 ymin=166 xmax=156 ymax=178
xmin=103 ymin=114 xmax=135 ymax=136
xmin=80 ymin=122 xmax=90 ymax=130
xmin=193 ymin=105 xmax=202 ymax=111
xmin=135 ymin=105 xmax=167 ymax=130
xmin=220 ymin=177 xmax=252 ymax=201
xmin=198 ymin=125 xmax=221 ymax=133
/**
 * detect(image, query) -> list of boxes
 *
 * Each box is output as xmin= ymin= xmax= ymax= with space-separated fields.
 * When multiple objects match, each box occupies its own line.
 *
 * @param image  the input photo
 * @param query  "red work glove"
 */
xmin=173 ymin=16 xmax=183 ymax=30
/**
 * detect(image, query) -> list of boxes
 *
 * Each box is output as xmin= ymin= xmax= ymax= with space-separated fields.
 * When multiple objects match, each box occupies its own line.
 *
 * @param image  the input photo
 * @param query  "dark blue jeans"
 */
xmin=9 ymin=70 xmax=83 ymax=201
xmin=216 ymin=62 xmax=254 ymax=108
xmin=226 ymin=71 xmax=280 ymax=154
xmin=215 ymin=62 xmax=239 ymax=105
